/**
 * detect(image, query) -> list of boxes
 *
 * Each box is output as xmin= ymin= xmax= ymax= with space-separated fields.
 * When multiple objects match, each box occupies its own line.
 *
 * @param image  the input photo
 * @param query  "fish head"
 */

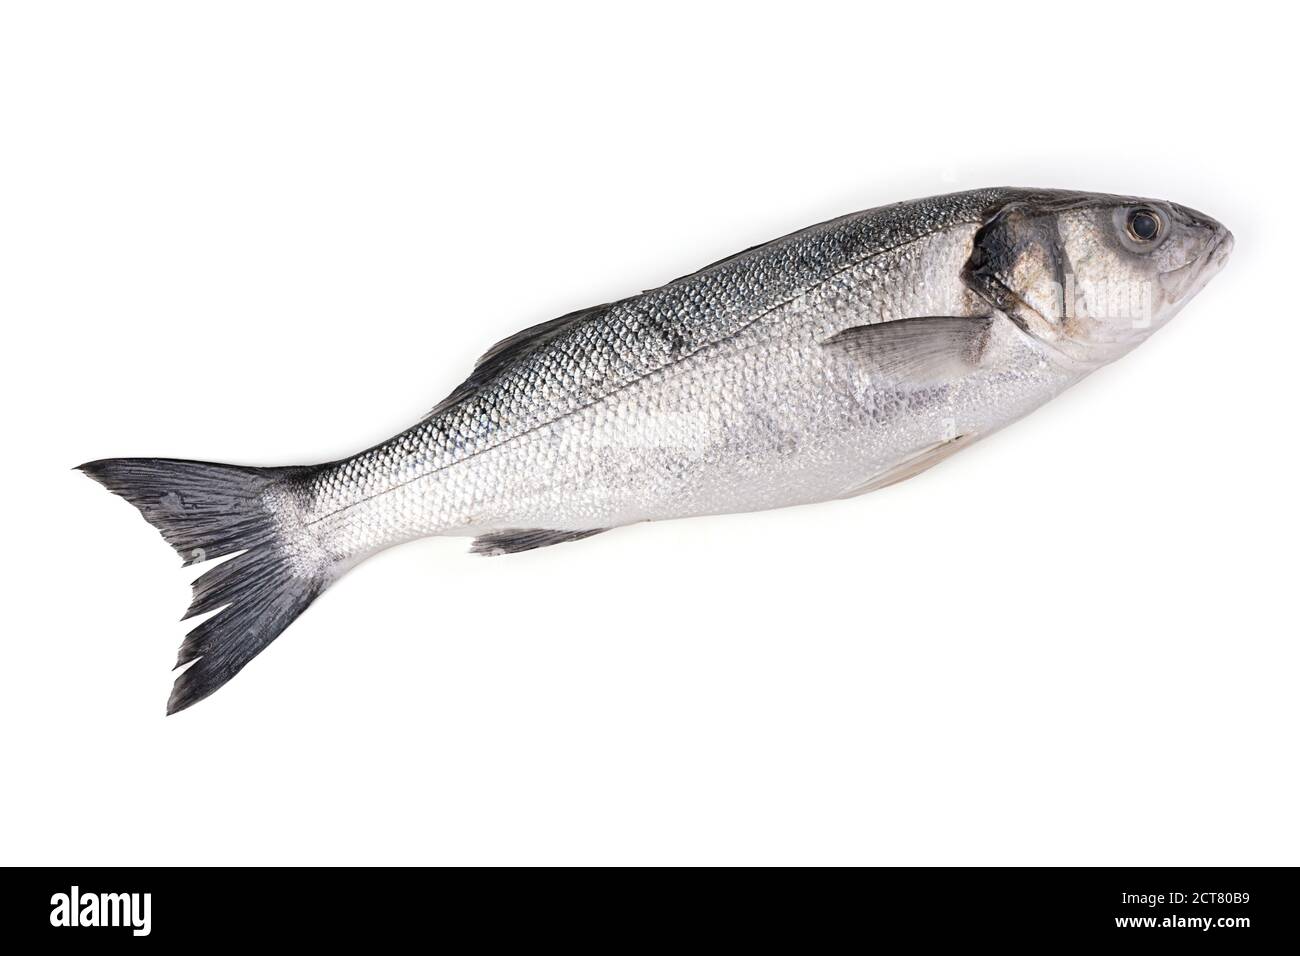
xmin=964 ymin=190 xmax=1232 ymax=365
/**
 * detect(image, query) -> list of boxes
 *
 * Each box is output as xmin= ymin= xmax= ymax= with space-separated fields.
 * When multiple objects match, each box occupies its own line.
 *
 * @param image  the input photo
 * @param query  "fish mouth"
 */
xmin=1208 ymin=226 xmax=1235 ymax=269
xmin=1161 ymin=226 xmax=1234 ymax=304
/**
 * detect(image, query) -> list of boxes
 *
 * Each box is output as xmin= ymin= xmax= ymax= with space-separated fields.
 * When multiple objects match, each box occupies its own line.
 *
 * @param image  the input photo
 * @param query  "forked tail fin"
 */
xmin=78 ymin=458 xmax=333 ymax=714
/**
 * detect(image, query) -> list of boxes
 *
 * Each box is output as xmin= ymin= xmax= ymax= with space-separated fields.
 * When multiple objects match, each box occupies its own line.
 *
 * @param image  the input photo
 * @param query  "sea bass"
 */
xmin=80 ymin=188 xmax=1233 ymax=713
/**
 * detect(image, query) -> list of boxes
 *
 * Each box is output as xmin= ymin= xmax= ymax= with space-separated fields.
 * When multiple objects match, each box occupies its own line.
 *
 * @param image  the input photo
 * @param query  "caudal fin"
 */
xmin=78 ymin=458 xmax=331 ymax=714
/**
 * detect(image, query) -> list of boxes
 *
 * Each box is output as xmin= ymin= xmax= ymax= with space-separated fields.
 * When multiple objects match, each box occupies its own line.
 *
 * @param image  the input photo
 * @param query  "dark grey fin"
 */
xmin=425 ymin=303 xmax=612 ymax=420
xmin=654 ymin=240 xmax=772 ymax=290
xmin=470 ymin=527 xmax=608 ymax=556
xmin=821 ymin=315 xmax=993 ymax=386
xmin=838 ymin=434 xmax=973 ymax=499
xmin=652 ymin=206 xmax=875 ymax=290
xmin=77 ymin=457 xmax=331 ymax=715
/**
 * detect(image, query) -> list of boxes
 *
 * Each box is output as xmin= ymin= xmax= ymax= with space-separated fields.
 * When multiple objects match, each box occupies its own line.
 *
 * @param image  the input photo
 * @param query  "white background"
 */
xmin=2 ymin=1 xmax=1296 ymax=866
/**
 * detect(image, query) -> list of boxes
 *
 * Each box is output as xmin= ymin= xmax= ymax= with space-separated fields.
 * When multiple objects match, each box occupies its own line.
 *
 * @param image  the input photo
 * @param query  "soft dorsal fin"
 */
xmin=424 ymin=303 xmax=612 ymax=420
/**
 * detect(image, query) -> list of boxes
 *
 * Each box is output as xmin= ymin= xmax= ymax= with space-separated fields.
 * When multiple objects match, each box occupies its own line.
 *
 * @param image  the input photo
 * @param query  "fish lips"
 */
xmin=1159 ymin=225 xmax=1234 ymax=306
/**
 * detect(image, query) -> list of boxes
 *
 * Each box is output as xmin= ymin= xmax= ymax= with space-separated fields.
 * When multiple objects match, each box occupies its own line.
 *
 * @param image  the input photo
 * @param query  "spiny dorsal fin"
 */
xmin=821 ymin=315 xmax=993 ymax=386
xmin=470 ymin=527 xmax=608 ymax=556
xmin=424 ymin=303 xmax=612 ymax=420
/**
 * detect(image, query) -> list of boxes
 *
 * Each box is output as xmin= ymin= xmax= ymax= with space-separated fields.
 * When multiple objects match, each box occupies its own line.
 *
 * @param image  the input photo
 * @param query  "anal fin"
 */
xmin=470 ymin=527 xmax=608 ymax=556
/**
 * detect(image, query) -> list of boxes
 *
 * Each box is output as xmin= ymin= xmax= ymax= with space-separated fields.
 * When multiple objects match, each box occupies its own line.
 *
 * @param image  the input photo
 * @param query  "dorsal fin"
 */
xmin=425 ymin=212 xmax=859 ymax=421
xmin=649 ymin=208 xmax=866 ymax=292
xmin=650 ymin=240 xmax=772 ymax=291
xmin=424 ymin=303 xmax=611 ymax=420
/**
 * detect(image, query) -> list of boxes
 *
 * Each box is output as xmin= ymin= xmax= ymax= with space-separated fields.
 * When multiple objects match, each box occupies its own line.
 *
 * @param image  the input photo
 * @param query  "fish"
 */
xmin=79 ymin=187 xmax=1233 ymax=713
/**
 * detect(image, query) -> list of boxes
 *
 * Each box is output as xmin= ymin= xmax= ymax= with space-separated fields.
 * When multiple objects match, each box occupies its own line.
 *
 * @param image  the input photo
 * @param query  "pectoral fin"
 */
xmin=839 ymin=434 xmax=973 ymax=499
xmin=821 ymin=315 xmax=993 ymax=385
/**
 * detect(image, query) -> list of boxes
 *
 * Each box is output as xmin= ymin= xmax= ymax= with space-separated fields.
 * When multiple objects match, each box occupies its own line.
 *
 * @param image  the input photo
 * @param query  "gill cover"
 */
xmin=961 ymin=193 xmax=1087 ymax=345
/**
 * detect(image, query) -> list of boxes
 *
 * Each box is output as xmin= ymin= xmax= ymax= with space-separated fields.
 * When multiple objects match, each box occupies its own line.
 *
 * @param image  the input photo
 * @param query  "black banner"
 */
xmin=3 ymin=867 xmax=1294 ymax=945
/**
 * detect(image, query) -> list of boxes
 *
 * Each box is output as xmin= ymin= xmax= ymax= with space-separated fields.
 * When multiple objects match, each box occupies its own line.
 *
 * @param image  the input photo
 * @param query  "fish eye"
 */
xmin=1126 ymin=208 xmax=1162 ymax=243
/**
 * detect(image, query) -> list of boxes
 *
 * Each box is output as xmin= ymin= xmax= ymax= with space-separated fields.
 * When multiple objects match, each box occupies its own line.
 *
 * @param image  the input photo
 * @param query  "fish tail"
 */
xmin=77 ymin=457 xmax=335 ymax=715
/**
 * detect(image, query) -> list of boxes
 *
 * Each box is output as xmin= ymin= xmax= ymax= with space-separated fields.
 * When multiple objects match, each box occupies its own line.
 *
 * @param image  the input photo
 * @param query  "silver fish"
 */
xmin=80 ymin=187 xmax=1232 ymax=713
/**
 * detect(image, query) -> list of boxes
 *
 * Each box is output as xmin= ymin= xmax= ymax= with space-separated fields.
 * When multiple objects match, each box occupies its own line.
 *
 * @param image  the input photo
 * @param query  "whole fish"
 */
xmin=80 ymin=187 xmax=1233 ymax=713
